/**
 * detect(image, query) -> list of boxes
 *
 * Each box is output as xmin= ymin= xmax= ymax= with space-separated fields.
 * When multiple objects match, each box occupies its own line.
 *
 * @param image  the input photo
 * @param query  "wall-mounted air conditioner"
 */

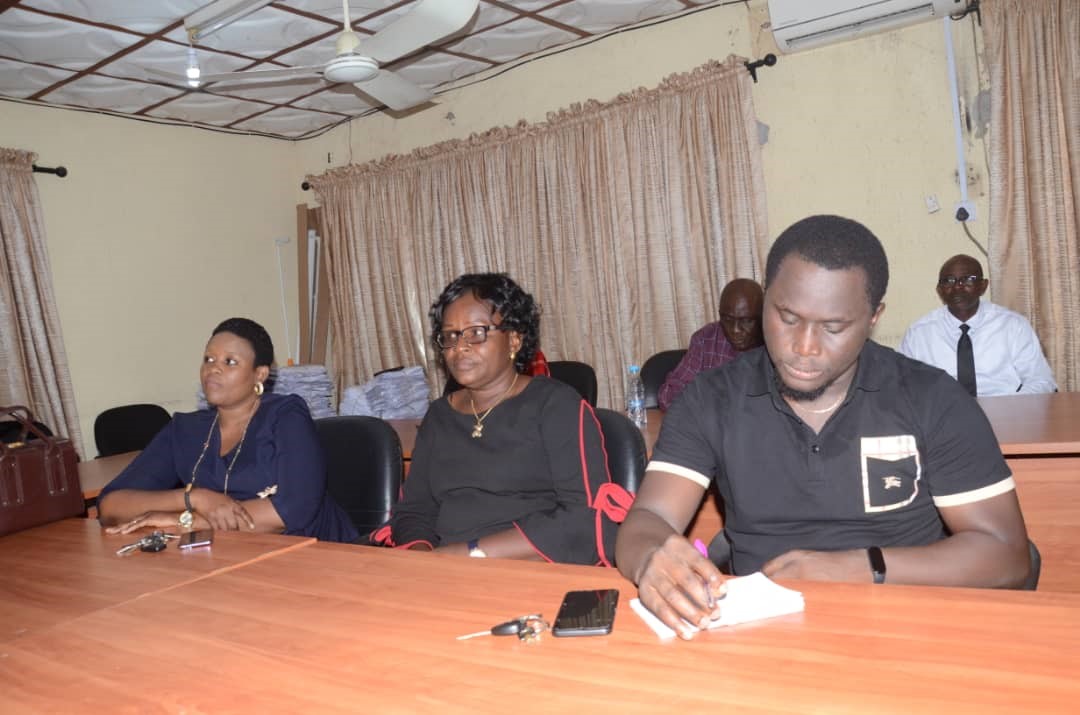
xmin=768 ymin=0 xmax=968 ymax=53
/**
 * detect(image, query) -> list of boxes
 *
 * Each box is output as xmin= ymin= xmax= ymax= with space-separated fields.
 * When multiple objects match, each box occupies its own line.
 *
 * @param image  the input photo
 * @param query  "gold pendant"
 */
xmin=471 ymin=423 xmax=483 ymax=438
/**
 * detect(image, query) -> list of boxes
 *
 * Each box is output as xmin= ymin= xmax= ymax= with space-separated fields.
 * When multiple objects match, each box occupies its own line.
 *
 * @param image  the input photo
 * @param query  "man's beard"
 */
xmin=774 ymin=370 xmax=835 ymax=402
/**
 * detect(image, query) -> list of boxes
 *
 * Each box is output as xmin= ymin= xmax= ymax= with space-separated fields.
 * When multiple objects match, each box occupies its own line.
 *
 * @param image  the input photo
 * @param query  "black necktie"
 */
xmin=957 ymin=324 xmax=977 ymax=396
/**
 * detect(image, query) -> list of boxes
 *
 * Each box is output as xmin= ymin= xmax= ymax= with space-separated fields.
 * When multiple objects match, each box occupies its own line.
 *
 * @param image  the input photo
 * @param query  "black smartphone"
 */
xmin=178 ymin=529 xmax=214 ymax=550
xmin=551 ymin=589 xmax=618 ymax=637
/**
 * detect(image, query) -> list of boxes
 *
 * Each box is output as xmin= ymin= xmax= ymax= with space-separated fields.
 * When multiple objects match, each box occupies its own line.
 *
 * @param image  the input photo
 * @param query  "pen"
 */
xmin=693 ymin=539 xmax=715 ymax=609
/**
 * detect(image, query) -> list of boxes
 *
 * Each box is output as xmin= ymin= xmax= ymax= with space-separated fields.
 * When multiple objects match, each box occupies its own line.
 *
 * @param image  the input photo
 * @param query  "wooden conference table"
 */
xmin=78 ymin=393 xmax=1080 ymax=590
xmin=1 ymin=519 xmax=1078 ymax=713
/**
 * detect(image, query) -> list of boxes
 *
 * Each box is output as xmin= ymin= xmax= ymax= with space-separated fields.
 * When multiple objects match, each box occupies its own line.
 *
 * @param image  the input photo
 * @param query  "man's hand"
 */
xmin=762 ymin=548 xmax=869 ymax=582
xmin=636 ymin=534 xmax=727 ymax=640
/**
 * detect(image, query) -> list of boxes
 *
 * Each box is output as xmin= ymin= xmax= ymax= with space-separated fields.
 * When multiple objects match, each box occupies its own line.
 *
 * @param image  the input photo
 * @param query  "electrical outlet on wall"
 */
xmin=925 ymin=195 xmax=941 ymax=213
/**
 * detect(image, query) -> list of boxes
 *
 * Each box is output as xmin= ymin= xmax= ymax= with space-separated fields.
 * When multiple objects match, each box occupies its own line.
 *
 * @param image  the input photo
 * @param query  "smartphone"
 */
xmin=178 ymin=529 xmax=214 ymax=550
xmin=551 ymin=589 xmax=618 ymax=637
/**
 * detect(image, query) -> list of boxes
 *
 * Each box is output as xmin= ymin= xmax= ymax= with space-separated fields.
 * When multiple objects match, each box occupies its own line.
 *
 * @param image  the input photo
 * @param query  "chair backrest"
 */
xmin=315 ymin=415 xmax=403 ymax=537
xmin=0 ymin=419 xmax=53 ymax=444
xmin=1022 ymin=539 xmax=1041 ymax=590
xmin=94 ymin=404 xmax=171 ymax=457
xmin=548 ymin=361 xmax=598 ymax=406
xmin=641 ymin=349 xmax=687 ymax=409
xmin=594 ymin=408 xmax=646 ymax=494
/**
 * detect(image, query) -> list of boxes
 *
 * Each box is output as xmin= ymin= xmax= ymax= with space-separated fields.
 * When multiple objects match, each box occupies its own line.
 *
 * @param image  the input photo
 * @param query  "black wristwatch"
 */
xmin=867 ymin=546 xmax=886 ymax=584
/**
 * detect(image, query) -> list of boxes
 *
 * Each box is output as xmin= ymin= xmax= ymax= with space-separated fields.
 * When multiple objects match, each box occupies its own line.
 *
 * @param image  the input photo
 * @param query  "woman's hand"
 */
xmin=105 ymin=511 xmax=179 ymax=535
xmin=192 ymin=488 xmax=255 ymax=531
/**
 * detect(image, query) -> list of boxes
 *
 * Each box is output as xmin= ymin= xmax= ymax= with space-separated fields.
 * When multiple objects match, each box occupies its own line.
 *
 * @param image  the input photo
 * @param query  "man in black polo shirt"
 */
xmin=616 ymin=215 xmax=1030 ymax=640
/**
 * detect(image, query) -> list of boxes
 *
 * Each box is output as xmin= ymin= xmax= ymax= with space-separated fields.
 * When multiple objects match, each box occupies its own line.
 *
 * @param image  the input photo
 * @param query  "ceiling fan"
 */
xmin=158 ymin=0 xmax=479 ymax=111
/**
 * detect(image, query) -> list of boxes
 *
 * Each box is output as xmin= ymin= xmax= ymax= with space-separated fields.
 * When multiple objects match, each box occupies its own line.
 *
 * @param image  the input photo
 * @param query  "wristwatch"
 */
xmin=178 ymin=483 xmax=195 ymax=529
xmin=467 ymin=539 xmax=487 ymax=558
xmin=867 ymin=546 xmax=886 ymax=584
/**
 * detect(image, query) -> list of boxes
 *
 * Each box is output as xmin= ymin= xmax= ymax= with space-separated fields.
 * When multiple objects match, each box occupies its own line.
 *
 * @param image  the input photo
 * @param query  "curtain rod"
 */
xmin=744 ymin=54 xmax=777 ymax=83
xmin=32 ymin=164 xmax=68 ymax=178
xmin=298 ymin=54 xmax=778 ymax=190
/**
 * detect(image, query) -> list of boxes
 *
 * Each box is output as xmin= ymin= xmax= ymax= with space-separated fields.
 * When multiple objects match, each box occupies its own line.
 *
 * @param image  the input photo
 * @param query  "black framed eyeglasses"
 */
xmin=938 ymin=275 xmax=982 ymax=287
xmin=436 ymin=324 xmax=504 ymax=350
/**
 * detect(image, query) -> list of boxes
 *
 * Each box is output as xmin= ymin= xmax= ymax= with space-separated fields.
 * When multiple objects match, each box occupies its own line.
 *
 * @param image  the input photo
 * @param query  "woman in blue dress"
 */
xmin=98 ymin=317 xmax=357 ymax=543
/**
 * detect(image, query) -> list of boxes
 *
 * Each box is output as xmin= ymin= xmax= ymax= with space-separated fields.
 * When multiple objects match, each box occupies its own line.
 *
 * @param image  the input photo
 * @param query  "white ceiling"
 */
xmin=0 ymin=0 xmax=722 ymax=140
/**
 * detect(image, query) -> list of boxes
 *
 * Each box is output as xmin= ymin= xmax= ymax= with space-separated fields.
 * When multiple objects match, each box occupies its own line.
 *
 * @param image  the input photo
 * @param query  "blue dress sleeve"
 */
xmin=262 ymin=396 xmax=330 ymax=534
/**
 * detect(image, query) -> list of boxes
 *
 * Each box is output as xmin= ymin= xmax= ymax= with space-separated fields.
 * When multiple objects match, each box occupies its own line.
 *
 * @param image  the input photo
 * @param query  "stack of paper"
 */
xmin=272 ymin=365 xmax=335 ymax=419
xmin=630 ymin=572 xmax=805 ymax=640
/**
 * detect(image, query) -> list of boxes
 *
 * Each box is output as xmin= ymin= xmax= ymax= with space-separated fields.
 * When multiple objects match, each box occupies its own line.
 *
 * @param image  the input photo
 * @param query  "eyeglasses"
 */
xmin=938 ymin=275 xmax=983 ymax=287
xmin=436 ymin=324 xmax=504 ymax=350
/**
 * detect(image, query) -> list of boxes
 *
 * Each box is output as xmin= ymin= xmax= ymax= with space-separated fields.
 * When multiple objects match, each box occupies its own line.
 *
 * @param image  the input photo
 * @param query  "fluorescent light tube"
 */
xmin=184 ymin=0 xmax=275 ymax=42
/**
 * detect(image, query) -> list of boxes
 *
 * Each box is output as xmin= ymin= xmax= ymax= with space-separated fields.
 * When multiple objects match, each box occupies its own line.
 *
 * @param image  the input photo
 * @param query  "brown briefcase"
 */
xmin=0 ymin=405 xmax=85 ymax=537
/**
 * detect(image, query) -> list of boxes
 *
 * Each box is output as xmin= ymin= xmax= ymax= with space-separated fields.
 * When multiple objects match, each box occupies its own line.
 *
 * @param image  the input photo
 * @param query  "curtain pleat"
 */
xmin=985 ymin=0 xmax=1080 ymax=390
xmin=0 ymin=148 xmax=84 ymax=453
xmin=309 ymin=56 xmax=769 ymax=408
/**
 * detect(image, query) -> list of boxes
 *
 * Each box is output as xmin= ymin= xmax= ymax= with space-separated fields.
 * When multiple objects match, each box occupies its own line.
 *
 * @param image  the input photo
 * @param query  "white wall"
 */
xmin=0 ymin=101 xmax=298 ymax=456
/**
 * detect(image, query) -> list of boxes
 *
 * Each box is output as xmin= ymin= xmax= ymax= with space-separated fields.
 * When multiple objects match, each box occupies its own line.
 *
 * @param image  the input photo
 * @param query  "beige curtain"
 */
xmin=984 ymin=0 xmax=1080 ymax=390
xmin=0 ymin=149 xmax=83 ymax=451
xmin=309 ymin=56 xmax=768 ymax=408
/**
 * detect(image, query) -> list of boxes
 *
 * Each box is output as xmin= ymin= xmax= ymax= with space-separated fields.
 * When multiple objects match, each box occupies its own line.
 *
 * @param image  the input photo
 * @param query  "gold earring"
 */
xmin=254 ymin=382 xmax=264 ymax=396
xmin=510 ymin=351 xmax=517 ymax=362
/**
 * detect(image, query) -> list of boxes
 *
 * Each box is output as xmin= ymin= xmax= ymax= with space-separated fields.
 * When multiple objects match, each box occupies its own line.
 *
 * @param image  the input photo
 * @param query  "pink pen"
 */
xmin=693 ymin=539 xmax=716 ymax=609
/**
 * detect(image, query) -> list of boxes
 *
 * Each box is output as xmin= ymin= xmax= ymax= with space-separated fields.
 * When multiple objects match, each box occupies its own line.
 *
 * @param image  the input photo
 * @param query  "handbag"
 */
xmin=0 ymin=405 xmax=85 ymax=536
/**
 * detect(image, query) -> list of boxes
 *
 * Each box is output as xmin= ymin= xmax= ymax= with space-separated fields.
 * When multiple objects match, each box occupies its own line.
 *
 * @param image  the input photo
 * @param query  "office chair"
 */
xmin=315 ymin=415 xmax=403 ymax=540
xmin=93 ymin=404 xmax=171 ymax=457
xmin=593 ymin=408 xmax=646 ymax=494
xmin=640 ymin=349 xmax=687 ymax=409
xmin=548 ymin=360 xmax=598 ymax=406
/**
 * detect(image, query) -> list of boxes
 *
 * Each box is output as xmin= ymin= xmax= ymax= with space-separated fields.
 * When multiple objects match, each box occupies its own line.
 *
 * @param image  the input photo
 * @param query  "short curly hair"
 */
xmin=429 ymin=273 xmax=540 ymax=374
xmin=765 ymin=215 xmax=889 ymax=309
xmin=212 ymin=317 xmax=275 ymax=368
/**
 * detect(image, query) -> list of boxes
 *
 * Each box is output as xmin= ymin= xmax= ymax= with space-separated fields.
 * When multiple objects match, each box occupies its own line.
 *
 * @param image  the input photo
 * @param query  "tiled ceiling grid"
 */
xmin=0 ymin=0 xmax=723 ymax=140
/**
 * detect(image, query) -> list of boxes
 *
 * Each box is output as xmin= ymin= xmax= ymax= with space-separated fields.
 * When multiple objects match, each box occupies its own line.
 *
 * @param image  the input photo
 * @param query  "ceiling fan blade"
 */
xmin=199 ymin=65 xmax=325 ymax=84
xmin=144 ymin=67 xmax=193 ymax=87
xmin=355 ymin=70 xmax=433 ymax=111
xmin=361 ymin=0 xmax=480 ymax=64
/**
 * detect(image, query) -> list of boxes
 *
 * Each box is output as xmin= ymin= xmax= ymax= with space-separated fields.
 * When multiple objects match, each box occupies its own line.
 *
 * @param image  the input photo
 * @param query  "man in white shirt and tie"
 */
xmin=899 ymin=254 xmax=1057 ymax=396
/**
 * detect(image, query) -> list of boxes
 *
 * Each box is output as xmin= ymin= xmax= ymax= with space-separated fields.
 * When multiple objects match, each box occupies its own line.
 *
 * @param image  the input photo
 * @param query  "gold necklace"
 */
xmin=189 ymin=398 xmax=260 ymax=495
xmin=468 ymin=373 xmax=519 ymax=439
xmin=794 ymin=390 xmax=846 ymax=415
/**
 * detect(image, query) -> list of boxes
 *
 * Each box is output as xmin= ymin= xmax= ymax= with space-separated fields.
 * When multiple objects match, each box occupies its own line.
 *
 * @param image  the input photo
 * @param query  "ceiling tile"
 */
xmin=206 ymin=75 xmax=327 ymax=103
xmin=164 ymin=6 xmax=338 ymax=58
xmin=0 ymin=57 xmax=76 ymax=98
xmin=40 ymin=73 xmax=183 ymax=113
xmin=446 ymin=16 xmax=581 ymax=64
xmin=21 ymin=0 xmax=203 ymax=34
xmin=231 ymin=105 xmax=343 ymax=137
xmin=98 ymin=39 xmax=250 ymax=84
xmin=391 ymin=51 xmax=492 ymax=91
xmin=143 ymin=91 xmax=270 ymax=126
xmin=0 ymin=7 xmax=141 ymax=70
xmin=541 ymin=0 xmax=689 ymax=34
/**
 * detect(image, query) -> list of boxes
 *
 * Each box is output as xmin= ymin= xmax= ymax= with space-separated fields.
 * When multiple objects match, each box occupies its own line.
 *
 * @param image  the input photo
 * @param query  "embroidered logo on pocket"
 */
xmin=860 ymin=435 xmax=921 ymax=512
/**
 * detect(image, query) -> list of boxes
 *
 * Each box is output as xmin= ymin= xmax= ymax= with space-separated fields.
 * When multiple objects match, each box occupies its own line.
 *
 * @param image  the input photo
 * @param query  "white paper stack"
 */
xmin=271 ymin=365 xmax=335 ymax=419
xmin=630 ymin=572 xmax=805 ymax=640
xmin=339 ymin=366 xmax=430 ymax=420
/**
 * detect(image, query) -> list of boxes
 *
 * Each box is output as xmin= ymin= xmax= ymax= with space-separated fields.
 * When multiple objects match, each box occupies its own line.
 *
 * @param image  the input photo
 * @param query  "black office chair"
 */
xmin=93 ymin=404 xmax=171 ymax=457
xmin=1022 ymin=540 xmax=1042 ymax=590
xmin=315 ymin=415 xmax=403 ymax=541
xmin=641 ymin=349 xmax=687 ymax=409
xmin=548 ymin=360 xmax=598 ymax=406
xmin=593 ymin=408 xmax=646 ymax=494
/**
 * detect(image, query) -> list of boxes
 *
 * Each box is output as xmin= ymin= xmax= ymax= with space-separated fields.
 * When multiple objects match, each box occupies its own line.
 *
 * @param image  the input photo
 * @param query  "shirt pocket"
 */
xmin=860 ymin=435 xmax=921 ymax=512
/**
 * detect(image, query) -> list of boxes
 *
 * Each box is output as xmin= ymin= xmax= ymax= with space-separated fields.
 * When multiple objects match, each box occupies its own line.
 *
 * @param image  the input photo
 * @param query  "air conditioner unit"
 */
xmin=768 ymin=0 xmax=968 ymax=53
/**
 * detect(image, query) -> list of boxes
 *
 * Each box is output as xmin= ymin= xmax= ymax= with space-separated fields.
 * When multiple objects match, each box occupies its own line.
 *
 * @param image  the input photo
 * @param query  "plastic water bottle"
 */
xmin=626 ymin=365 xmax=647 ymax=429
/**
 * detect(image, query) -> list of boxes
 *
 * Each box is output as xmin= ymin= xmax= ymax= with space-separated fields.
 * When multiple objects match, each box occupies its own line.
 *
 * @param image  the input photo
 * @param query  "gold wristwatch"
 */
xmin=178 ymin=483 xmax=195 ymax=529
